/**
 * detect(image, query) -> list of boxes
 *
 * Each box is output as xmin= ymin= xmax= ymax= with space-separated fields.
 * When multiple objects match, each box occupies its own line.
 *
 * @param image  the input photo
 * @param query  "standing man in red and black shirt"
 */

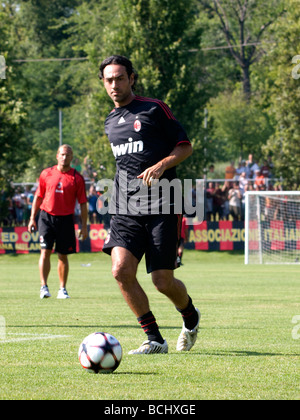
xmin=99 ymin=55 xmax=200 ymax=354
xmin=28 ymin=145 xmax=88 ymax=299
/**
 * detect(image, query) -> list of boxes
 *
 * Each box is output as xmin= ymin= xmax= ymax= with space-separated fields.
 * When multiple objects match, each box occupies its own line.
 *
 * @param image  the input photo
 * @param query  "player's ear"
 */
xmin=129 ymin=72 xmax=135 ymax=87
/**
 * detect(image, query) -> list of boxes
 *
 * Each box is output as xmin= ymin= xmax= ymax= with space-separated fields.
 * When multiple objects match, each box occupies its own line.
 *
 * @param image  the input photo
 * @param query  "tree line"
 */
xmin=1 ymin=0 xmax=299 ymax=207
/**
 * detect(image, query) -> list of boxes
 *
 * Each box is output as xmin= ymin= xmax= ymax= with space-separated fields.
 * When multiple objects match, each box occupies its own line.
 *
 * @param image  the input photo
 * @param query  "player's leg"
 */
xmin=55 ymin=215 xmax=76 ymax=299
xmin=103 ymin=215 xmax=167 ymax=353
xmin=39 ymin=248 xmax=52 ymax=286
xmin=56 ymin=253 xmax=70 ymax=299
xmin=111 ymin=246 xmax=167 ymax=354
xmin=111 ymin=246 xmax=148 ymax=317
xmin=38 ymin=210 xmax=56 ymax=298
xmin=151 ymin=270 xmax=199 ymax=330
xmin=57 ymin=253 xmax=69 ymax=289
xmin=147 ymin=215 xmax=200 ymax=351
xmin=152 ymin=268 xmax=201 ymax=351
xmin=151 ymin=269 xmax=189 ymax=310
xmin=39 ymin=248 xmax=52 ymax=298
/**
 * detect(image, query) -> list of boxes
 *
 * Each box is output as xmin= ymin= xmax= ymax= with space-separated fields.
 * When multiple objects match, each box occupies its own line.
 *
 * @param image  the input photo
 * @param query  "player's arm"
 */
xmin=28 ymin=195 xmax=43 ymax=232
xmin=75 ymin=174 xmax=89 ymax=241
xmin=137 ymin=142 xmax=193 ymax=186
xmin=79 ymin=202 xmax=88 ymax=241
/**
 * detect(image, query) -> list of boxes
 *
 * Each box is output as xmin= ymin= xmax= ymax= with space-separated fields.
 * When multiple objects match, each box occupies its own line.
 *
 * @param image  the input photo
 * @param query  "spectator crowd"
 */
xmin=0 ymin=154 xmax=282 ymax=227
xmin=203 ymin=155 xmax=282 ymax=222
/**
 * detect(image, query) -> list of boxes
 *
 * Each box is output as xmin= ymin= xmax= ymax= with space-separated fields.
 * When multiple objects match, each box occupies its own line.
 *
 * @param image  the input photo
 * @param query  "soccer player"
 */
xmin=99 ymin=55 xmax=200 ymax=354
xmin=28 ymin=145 xmax=88 ymax=299
xmin=177 ymin=216 xmax=189 ymax=267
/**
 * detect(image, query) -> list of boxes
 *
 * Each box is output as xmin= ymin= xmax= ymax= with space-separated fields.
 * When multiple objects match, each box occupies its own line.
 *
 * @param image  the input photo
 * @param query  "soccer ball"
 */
xmin=78 ymin=332 xmax=122 ymax=374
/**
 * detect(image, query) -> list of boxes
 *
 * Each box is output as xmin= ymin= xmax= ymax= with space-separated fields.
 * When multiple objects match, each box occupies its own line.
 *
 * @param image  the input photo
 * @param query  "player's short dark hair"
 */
xmin=99 ymin=55 xmax=138 ymax=90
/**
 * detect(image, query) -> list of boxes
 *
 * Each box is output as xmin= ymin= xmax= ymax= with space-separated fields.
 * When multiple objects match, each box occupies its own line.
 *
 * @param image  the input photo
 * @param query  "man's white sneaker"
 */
xmin=40 ymin=285 xmax=51 ymax=299
xmin=128 ymin=340 xmax=168 ymax=355
xmin=176 ymin=308 xmax=201 ymax=351
xmin=57 ymin=288 xmax=70 ymax=299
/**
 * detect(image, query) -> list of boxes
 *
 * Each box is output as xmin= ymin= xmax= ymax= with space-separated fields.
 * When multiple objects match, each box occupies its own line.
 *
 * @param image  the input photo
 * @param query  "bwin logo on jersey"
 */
xmin=111 ymin=138 xmax=144 ymax=158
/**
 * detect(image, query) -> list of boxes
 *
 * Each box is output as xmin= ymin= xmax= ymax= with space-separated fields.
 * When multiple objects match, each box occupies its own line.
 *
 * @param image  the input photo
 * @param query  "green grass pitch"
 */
xmin=0 ymin=250 xmax=299 ymax=400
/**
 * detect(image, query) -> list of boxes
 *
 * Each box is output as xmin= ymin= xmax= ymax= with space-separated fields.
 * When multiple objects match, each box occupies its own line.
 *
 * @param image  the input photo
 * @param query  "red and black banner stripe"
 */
xmin=1 ymin=221 xmax=299 ymax=254
xmin=185 ymin=221 xmax=244 ymax=251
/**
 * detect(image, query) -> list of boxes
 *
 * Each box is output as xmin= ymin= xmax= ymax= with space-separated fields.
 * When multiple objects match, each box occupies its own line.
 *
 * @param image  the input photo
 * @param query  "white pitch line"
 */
xmin=0 ymin=333 xmax=70 ymax=343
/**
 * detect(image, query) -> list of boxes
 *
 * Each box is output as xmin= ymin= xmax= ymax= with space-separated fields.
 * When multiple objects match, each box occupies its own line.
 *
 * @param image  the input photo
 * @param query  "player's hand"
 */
xmin=78 ymin=226 xmax=88 ymax=241
xmin=28 ymin=219 xmax=37 ymax=233
xmin=137 ymin=162 xmax=165 ymax=187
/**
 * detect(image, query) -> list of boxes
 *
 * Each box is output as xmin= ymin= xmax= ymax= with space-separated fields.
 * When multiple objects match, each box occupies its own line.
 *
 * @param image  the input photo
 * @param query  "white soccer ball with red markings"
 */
xmin=78 ymin=332 xmax=122 ymax=374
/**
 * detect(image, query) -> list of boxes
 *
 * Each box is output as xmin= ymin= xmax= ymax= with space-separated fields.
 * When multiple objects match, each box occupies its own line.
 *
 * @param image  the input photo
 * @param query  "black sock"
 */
xmin=137 ymin=311 xmax=164 ymax=344
xmin=176 ymin=296 xmax=199 ymax=330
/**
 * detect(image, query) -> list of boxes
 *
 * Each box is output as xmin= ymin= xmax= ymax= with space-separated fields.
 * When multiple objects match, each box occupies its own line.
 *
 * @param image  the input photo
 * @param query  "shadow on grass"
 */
xmin=175 ymin=349 xmax=300 ymax=357
xmin=112 ymin=372 xmax=159 ymax=375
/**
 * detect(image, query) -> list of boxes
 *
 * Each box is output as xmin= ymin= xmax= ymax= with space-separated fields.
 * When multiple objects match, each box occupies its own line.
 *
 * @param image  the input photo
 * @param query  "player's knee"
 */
xmin=57 ymin=253 xmax=68 ymax=262
xmin=40 ymin=249 xmax=52 ymax=261
xmin=152 ymin=273 xmax=173 ymax=294
xmin=111 ymin=261 xmax=134 ymax=283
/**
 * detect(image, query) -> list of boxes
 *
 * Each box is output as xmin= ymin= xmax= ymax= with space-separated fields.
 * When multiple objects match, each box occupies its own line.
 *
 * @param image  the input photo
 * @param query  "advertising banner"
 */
xmin=0 ymin=222 xmax=246 ymax=254
xmin=3 ymin=221 xmax=298 ymax=254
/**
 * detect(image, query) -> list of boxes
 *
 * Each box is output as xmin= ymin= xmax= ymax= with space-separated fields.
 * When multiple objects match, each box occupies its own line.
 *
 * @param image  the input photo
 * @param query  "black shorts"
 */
xmin=103 ymin=214 xmax=182 ymax=273
xmin=38 ymin=210 xmax=76 ymax=255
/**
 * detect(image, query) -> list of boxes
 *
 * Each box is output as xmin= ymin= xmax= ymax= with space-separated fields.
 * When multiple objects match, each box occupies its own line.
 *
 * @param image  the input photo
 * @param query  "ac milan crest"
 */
xmin=134 ymin=119 xmax=141 ymax=132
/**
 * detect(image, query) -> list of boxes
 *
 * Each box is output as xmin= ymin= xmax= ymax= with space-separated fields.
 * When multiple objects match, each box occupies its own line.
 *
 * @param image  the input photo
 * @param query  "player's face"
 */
xmin=102 ymin=64 xmax=135 ymax=107
xmin=56 ymin=147 xmax=73 ymax=171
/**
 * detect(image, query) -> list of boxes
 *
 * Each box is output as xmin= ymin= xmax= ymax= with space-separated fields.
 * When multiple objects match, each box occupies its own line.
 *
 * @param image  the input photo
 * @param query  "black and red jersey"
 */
xmin=105 ymin=95 xmax=190 ymax=181
xmin=104 ymin=95 xmax=190 ymax=215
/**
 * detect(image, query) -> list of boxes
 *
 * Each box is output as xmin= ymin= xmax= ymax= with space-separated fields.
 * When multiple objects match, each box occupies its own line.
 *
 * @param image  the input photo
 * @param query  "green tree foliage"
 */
xmin=12 ymin=0 xmax=83 ymax=177
xmin=1 ymin=0 xmax=299 ymax=189
xmin=0 ymin=2 xmax=30 ymax=219
xmin=198 ymin=0 xmax=285 ymax=100
xmin=261 ymin=0 xmax=300 ymax=188
xmin=208 ymin=89 xmax=274 ymax=161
